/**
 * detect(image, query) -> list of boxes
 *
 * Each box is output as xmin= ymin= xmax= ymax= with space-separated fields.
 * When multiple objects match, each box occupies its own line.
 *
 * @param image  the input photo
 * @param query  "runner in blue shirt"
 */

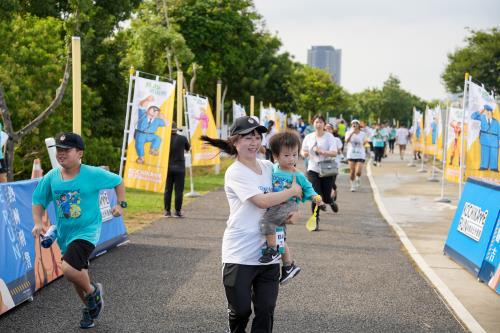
xmin=31 ymin=132 xmax=126 ymax=329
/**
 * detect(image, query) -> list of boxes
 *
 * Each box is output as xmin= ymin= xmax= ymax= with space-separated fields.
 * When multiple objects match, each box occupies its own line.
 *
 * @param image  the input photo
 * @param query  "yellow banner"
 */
xmin=186 ymin=94 xmax=220 ymax=166
xmin=444 ymin=107 xmax=464 ymax=183
xmin=424 ymin=107 xmax=439 ymax=156
xmin=412 ymin=109 xmax=424 ymax=152
xmin=436 ymin=106 xmax=444 ymax=161
xmin=124 ymin=77 xmax=176 ymax=192
xmin=464 ymin=82 xmax=500 ymax=184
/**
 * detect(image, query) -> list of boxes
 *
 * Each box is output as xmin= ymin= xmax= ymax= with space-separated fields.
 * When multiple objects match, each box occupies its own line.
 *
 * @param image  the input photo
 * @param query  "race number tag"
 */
xmin=276 ymin=226 xmax=286 ymax=253
xmin=99 ymin=191 xmax=113 ymax=223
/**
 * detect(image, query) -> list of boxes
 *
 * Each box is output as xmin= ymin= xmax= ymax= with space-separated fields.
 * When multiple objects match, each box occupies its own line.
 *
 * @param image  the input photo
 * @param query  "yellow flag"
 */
xmin=185 ymin=93 xmax=220 ymax=166
xmin=123 ymin=77 xmax=176 ymax=193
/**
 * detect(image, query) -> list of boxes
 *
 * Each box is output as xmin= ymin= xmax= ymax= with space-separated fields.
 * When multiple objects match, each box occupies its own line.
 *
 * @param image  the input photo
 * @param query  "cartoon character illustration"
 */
xmin=449 ymin=121 xmax=462 ymax=166
xmin=194 ymin=109 xmax=209 ymax=136
xmin=416 ymin=121 xmax=421 ymax=140
xmin=134 ymin=96 xmax=168 ymax=164
xmin=431 ymin=116 xmax=438 ymax=145
xmin=471 ymin=104 xmax=499 ymax=172
xmin=58 ymin=193 xmax=71 ymax=218
xmin=55 ymin=191 xmax=81 ymax=219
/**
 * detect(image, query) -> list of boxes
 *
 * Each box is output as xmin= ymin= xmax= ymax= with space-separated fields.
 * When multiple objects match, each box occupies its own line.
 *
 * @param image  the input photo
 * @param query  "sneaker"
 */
xmin=164 ymin=211 xmax=172 ymax=218
xmin=355 ymin=177 xmax=361 ymax=188
xmin=280 ymin=262 xmax=301 ymax=285
xmin=80 ymin=308 xmax=95 ymax=329
xmin=318 ymin=204 xmax=327 ymax=211
xmin=330 ymin=201 xmax=339 ymax=213
xmin=350 ymin=182 xmax=356 ymax=192
xmin=87 ymin=282 xmax=104 ymax=320
xmin=173 ymin=211 xmax=184 ymax=218
xmin=259 ymin=246 xmax=281 ymax=263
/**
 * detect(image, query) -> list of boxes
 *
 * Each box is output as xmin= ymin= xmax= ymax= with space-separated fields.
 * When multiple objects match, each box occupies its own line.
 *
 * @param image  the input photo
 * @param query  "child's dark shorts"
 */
xmin=62 ymin=239 xmax=95 ymax=271
xmin=260 ymin=201 xmax=298 ymax=236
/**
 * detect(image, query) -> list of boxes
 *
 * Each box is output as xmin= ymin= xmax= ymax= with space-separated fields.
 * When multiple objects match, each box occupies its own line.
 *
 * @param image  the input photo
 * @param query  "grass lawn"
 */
xmin=123 ymin=158 xmax=233 ymax=233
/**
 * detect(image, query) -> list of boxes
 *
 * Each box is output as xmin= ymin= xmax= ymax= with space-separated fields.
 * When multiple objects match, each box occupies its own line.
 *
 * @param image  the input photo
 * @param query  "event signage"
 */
xmin=123 ymin=76 xmax=176 ymax=193
xmin=424 ymin=107 xmax=439 ymax=156
xmin=232 ymin=101 xmax=246 ymax=122
xmin=479 ymin=217 xmax=500 ymax=294
xmin=444 ymin=178 xmax=500 ymax=278
xmin=464 ymin=81 xmax=500 ymax=184
xmin=411 ymin=108 xmax=424 ymax=152
xmin=185 ymin=93 xmax=220 ymax=166
xmin=445 ymin=107 xmax=464 ymax=183
xmin=0 ymin=179 xmax=128 ymax=315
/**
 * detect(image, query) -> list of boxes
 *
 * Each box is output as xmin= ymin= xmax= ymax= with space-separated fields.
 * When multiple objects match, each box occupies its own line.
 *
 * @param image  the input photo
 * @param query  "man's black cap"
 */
xmin=55 ymin=132 xmax=85 ymax=150
xmin=230 ymin=116 xmax=267 ymax=136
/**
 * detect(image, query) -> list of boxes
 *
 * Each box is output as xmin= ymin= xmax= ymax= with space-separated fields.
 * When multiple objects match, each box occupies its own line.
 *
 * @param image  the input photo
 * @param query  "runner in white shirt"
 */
xmin=345 ymin=119 xmax=368 ymax=192
xmin=396 ymin=124 xmax=410 ymax=160
xmin=325 ymin=123 xmax=343 ymax=213
xmin=301 ymin=115 xmax=338 ymax=229
xmin=201 ymin=116 xmax=302 ymax=333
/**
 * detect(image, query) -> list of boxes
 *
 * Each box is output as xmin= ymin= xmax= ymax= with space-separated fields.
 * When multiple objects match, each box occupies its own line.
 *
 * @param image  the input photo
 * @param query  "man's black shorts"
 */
xmin=62 ymin=239 xmax=95 ymax=271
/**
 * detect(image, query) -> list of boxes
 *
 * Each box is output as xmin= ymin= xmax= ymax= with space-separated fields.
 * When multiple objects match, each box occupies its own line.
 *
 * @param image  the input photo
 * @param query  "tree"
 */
xmin=0 ymin=15 xmax=73 ymax=180
xmin=286 ymin=65 xmax=346 ymax=120
xmin=442 ymin=27 xmax=500 ymax=94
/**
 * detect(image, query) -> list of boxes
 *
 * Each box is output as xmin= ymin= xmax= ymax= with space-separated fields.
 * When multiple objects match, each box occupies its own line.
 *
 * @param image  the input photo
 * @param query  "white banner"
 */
xmin=232 ymin=101 xmax=246 ymax=123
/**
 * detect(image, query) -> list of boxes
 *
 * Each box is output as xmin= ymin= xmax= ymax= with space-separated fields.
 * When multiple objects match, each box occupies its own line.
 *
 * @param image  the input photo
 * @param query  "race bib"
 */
xmin=349 ymin=142 xmax=364 ymax=159
xmin=276 ymin=226 xmax=286 ymax=253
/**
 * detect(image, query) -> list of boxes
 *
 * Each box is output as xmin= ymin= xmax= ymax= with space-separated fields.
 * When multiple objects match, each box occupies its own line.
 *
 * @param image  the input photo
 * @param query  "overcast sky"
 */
xmin=253 ymin=0 xmax=499 ymax=101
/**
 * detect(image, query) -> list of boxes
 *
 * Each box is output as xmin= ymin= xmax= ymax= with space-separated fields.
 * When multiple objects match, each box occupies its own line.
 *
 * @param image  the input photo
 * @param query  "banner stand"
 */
xmin=428 ymin=156 xmax=439 ymax=182
xmin=436 ymin=106 xmax=451 ymax=203
xmin=184 ymin=153 xmax=200 ymax=198
xmin=417 ymin=154 xmax=426 ymax=173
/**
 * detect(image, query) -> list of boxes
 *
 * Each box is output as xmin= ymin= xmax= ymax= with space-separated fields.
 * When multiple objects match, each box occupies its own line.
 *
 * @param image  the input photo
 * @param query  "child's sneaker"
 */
xmin=280 ymin=262 xmax=301 ymax=285
xmin=259 ymin=246 xmax=281 ymax=263
xmin=80 ymin=308 xmax=95 ymax=329
xmin=87 ymin=282 xmax=104 ymax=319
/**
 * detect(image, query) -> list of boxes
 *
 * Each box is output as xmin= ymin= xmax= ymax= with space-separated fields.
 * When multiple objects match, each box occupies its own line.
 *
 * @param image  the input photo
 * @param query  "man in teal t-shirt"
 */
xmin=31 ymin=132 xmax=126 ymax=329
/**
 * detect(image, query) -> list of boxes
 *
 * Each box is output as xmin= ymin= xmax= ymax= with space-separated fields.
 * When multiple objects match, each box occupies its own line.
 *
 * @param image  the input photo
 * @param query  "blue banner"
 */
xmin=479 ymin=213 xmax=500 ymax=294
xmin=444 ymin=178 xmax=500 ymax=278
xmin=1 ymin=179 xmax=128 ymax=315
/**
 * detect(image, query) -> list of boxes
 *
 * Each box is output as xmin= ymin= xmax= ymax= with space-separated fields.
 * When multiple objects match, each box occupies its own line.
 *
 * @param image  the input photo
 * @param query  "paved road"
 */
xmin=0 ymin=174 xmax=465 ymax=332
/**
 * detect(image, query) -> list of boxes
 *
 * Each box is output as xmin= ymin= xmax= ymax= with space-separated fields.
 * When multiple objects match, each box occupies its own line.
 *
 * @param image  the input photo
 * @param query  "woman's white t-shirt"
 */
xmin=301 ymin=132 xmax=337 ymax=173
xmin=346 ymin=130 xmax=367 ymax=160
xmin=222 ymin=159 xmax=276 ymax=265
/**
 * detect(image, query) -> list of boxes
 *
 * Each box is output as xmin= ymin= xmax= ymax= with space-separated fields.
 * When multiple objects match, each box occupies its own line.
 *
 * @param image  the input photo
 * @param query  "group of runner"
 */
xmin=29 ymin=115 xmax=413 ymax=332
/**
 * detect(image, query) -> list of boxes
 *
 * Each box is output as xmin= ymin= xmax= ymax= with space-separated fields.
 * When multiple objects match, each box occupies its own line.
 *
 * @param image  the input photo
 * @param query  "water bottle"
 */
xmin=40 ymin=225 xmax=58 ymax=248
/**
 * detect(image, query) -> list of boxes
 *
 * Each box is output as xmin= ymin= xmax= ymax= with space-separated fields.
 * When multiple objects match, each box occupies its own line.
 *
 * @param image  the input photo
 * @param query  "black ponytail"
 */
xmin=200 ymin=136 xmax=237 ymax=156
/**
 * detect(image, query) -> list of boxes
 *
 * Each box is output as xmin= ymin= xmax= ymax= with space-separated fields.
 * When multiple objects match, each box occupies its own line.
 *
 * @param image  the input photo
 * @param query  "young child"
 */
xmin=31 ymin=132 xmax=127 ymax=329
xmin=259 ymin=131 xmax=324 ymax=285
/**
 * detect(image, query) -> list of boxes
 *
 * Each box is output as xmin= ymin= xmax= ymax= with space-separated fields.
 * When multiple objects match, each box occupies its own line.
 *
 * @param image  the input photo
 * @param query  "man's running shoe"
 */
xmin=174 ymin=211 xmax=184 ymax=218
xmin=259 ymin=246 xmax=281 ymax=263
xmin=280 ymin=262 xmax=301 ymax=285
xmin=164 ymin=211 xmax=172 ymax=217
xmin=88 ymin=282 xmax=104 ymax=320
xmin=80 ymin=308 xmax=95 ymax=329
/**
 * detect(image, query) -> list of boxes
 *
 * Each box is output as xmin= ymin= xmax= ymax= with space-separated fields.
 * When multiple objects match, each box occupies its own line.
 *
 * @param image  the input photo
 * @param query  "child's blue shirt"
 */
xmin=272 ymin=164 xmax=318 ymax=202
xmin=32 ymin=164 xmax=122 ymax=254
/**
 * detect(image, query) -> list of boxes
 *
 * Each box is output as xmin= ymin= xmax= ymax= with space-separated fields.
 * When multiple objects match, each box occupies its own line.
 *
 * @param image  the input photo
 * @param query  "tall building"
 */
xmin=307 ymin=45 xmax=342 ymax=85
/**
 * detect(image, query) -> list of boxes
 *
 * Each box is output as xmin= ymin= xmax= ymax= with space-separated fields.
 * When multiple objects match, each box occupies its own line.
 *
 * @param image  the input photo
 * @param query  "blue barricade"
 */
xmin=0 ymin=179 xmax=128 ymax=314
xmin=444 ymin=178 xmax=500 ymax=294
